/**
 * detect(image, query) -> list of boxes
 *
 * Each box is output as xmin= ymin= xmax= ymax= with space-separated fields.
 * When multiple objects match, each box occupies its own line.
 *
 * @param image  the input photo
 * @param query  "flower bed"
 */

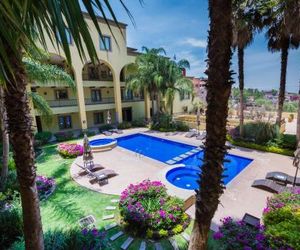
xmin=81 ymin=227 xmax=109 ymax=249
xmin=263 ymin=189 xmax=300 ymax=249
xmin=57 ymin=143 xmax=83 ymax=158
xmin=119 ymin=180 xmax=190 ymax=239
xmin=213 ymin=217 xmax=269 ymax=249
xmin=36 ymin=175 xmax=56 ymax=200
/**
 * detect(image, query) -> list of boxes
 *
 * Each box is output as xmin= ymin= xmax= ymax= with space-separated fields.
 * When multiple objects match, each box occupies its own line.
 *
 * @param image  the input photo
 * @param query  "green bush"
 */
xmin=151 ymin=114 xmax=189 ymax=132
xmin=34 ymin=131 xmax=52 ymax=145
xmin=0 ymin=206 xmax=23 ymax=249
xmin=227 ymin=135 xmax=294 ymax=156
xmin=243 ymin=122 xmax=279 ymax=145
xmin=79 ymin=130 xmax=96 ymax=138
xmin=54 ymin=131 xmax=74 ymax=142
xmin=263 ymin=190 xmax=300 ymax=249
xmin=131 ymin=119 xmax=146 ymax=127
xmin=11 ymin=227 xmax=110 ymax=250
xmin=117 ymin=121 xmax=132 ymax=129
xmin=98 ymin=124 xmax=113 ymax=132
xmin=278 ymin=134 xmax=297 ymax=150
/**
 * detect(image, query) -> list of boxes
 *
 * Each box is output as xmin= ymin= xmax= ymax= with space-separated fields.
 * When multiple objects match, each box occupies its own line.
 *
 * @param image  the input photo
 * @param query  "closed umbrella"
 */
xmin=106 ymin=110 xmax=111 ymax=125
xmin=83 ymin=134 xmax=94 ymax=169
xmin=196 ymin=107 xmax=201 ymax=135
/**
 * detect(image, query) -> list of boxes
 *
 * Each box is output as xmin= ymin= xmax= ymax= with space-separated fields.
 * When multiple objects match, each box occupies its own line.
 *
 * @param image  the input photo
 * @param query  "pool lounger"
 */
xmin=102 ymin=131 xmax=113 ymax=136
xmin=266 ymin=171 xmax=300 ymax=186
xmin=76 ymin=163 xmax=104 ymax=175
xmin=251 ymin=179 xmax=295 ymax=194
xmin=196 ymin=131 xmax=206 ymax=140
xmin=109 ymin=128 xmax=123 ymax=134
xmin=185 ymin=131 xmax=197 ymax=138
xmin=89 ymin=169 xmax=118 ymax=185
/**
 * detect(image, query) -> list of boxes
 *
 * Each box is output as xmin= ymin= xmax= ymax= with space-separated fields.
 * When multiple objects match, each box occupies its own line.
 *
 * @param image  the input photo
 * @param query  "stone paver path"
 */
xmin=110 ymin=231 xmax=124 ymax=241
xmin=121 ymin=237 xmax=134 ymax=250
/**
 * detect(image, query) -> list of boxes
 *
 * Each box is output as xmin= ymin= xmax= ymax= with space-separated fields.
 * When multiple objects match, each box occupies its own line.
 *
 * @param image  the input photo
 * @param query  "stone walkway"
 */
xmin=71 ymin=128 xmax=295 ymax=231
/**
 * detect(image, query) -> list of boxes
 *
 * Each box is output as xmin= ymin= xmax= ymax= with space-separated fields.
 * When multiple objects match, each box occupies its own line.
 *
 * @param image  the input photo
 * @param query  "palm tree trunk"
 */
xmin=238 ymin=47 xmax=244 ymax=137
xmin=189 ymin=0 xmax=233 ymax=249
xmin=277 ymin=43 xmax=289 ymax=126
xmin=3 ymin=48 xmax=44 ymax=249
xmin=297 ymin=84 xmax=300 ymax=143
xmin=0 ymin=87 xmax=9 ymax=190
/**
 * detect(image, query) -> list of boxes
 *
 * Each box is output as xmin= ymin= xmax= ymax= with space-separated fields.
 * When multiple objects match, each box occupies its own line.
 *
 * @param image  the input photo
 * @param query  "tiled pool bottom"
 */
xmin=117 ymin=133 xmax=253 ymax=190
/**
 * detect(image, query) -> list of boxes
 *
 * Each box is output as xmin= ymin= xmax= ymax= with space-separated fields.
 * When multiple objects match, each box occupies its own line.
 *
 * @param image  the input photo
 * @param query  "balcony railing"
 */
xmin=82 ymin=73 xmax=113 ymax=81
xmin=85 ymin=97 xmax=115 ymax=105
xmin=122 ymin=96 xmax=144 ymax=102
xmin=48 ymin=99 xmax=77 ymax=107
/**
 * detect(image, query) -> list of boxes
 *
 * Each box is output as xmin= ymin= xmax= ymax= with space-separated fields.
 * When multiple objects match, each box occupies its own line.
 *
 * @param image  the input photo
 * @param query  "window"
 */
xmin=94 ymin=112 xmax=104 ymax=124
xmin=180 ymin=90 xmax=190 ymax=100
xmin=57 ymin=28 xmax=72 ymax=45
xmin=55 ymin=89 xmax=68 ymax=100
xmin=99 ymin=36 xmax=111 ymax=51
xmin=121 ymin=89 xmax=133 ymax=100
xmin=91 ymin=89 xmax=102 ymax=102
xmin=58 ymin=115 xmax=72 ymax=130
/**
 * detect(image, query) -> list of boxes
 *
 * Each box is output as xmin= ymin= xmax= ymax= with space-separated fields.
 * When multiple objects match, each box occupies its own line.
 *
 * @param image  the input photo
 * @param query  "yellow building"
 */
xmin=31 ymin=14 xmax=196 ymax=134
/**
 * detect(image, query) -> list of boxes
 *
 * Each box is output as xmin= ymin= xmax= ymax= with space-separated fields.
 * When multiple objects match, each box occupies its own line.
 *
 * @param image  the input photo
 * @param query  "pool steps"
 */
xmin=166 ymin=147 xmax=202 ymax=165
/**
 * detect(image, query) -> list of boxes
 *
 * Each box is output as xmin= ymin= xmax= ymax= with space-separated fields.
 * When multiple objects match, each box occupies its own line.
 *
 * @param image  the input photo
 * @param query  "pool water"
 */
xmin=116 ymin=133 xmax=253 ymax=190
xmin=117 ymin=133 xmax=195 ymax=162
xmin=166 ymin=152 xmax=252 ymax=190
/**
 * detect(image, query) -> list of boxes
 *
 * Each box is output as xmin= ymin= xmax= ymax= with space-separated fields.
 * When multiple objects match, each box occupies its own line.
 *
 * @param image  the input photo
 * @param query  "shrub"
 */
xmin=57 ymin=143 xmax=83 ymax=158
xmin=98 ymin=124 xmax=113 ymax=132
xmin=131 ymin=119 xmax=147 ymax=127
xmin=119 ymin=180 xmax=190 ymax=239
xmin=263 ymin=189 xmax=300 ymax=249
xmin=54 ymin=131 xmax=74 ymax=142
xmin=11 ymin=227 xmax=110 ymax=250
xmin=36 ymin=175 xmax=56 ymax=200
xmin=117 ymin=121 xmax=132 ymax=129
xmin=242 ymin=122 xmax=279 ymax=145
xmin=0 ymin=206 xmax=23 ymax=249
xmin=175 ymin=121 xmax=190 ymax=132
xmin=79 ymin=130 xmax=96 ymax=138
xmin=151 ymin=113 xmax=190 ymax=132
xmin=34 ymin=131 xmax=52 ymax=145
xmin=213 ymin=217 xmax=270 ymax=250
xmin=288 ymin=113 xmax=294 ymax=122
xmin=277 ymin=134 xmax=297 ymax=150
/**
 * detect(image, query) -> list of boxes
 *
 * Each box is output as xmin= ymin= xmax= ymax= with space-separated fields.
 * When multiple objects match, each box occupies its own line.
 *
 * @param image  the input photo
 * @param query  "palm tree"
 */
xmin=262 ymin=0 xmax=300 ymax=125
xmin=188 ymin=0 xmax=233 ymax=249
xmin=164 ymin=59 xmax=193 ymax=116
xmin=126 ymin=47 xmax=167 ymax=116
xmin=0 ymin=1 xmax=127 ymax=248
xmin=232 ymin=0 xmax=255 ymax=137
xmin=0 ymin=54 xmax=75 ymax=189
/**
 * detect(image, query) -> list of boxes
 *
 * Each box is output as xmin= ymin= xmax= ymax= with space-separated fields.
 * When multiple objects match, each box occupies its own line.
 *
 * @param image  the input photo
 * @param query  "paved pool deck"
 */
xmin=70 ymin=128 xmax=295 ymax=231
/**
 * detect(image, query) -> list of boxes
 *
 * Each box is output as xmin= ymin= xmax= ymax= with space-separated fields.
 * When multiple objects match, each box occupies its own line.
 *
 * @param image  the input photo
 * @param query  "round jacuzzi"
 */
xmin=166 ymin=166 xmax=200 ymax=190
xmin=89 ymin=138 xmax=117 ymax=152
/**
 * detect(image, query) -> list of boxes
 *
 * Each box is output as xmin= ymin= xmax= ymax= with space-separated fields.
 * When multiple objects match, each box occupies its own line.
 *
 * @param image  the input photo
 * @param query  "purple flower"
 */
xmin=159 ymin=209 xmax=166 ymax=219
xmin=243 ymin=246 xmax=252 ymax=250
xmin=81 ymin=228 xmax=88 ymax=236
xmin=213 ymin=231 xmax=224 ymax=240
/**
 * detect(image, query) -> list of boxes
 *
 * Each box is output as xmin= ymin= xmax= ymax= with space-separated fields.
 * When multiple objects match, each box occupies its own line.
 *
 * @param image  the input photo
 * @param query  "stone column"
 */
xmin=74 ymin=67 xmax=87 ymax=130
xmin=113 ymin=76 xmax=123 ymax=123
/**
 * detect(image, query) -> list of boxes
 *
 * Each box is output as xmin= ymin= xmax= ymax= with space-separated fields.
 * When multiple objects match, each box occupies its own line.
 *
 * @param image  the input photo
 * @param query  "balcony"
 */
xmin=47 ymin=99 xmax=77 ymax=107
xmin=121 ymin=96 xmax=144 ymax=102
xmin=85 ymin=97 xmax=115 ymax=105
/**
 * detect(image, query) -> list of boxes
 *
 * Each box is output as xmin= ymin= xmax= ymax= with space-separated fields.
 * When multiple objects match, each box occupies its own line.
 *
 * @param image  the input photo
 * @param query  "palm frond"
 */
xmin=28 ymin=91 xmax=53 ymax=125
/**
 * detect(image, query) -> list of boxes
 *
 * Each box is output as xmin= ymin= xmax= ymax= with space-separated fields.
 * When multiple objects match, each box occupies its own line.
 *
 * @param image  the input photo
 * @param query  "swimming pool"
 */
xmin=117 ymin=133 xmax=195 ymax=162
xmin=117 ymin=133 xmax=253 ymax=190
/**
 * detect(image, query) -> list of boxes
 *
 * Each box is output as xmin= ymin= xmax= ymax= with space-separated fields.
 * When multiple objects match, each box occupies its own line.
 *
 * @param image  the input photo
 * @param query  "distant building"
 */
xmin=186 ymin=77 xmax=207 ymax=102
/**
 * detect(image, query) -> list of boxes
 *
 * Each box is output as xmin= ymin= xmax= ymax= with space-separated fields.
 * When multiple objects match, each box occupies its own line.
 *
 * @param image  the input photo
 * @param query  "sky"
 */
xmin=99 ymin=0 xmax=300 ymax=92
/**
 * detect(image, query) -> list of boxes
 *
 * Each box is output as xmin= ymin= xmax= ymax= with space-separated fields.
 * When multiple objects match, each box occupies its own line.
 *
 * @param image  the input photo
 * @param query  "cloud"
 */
xmin=181 ymin=38 xmax=207 ymax=48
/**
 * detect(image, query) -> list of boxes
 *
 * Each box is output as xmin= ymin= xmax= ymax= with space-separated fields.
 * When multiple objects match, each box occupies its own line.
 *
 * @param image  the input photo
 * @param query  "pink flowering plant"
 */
xmin=57 ymin=143 xmax=83 ymax=158
xmin=81 ymin=227 xmax=109 ymax=249
xmin=119 ymin=180 xmax=190 ymax=239
xmin=213 ymin=217 xmax=270 ymax=250
xmin=263 ymin=189 xmax=300 ymax=249
xmin=36 ymin=175 xmax=55 ymax=200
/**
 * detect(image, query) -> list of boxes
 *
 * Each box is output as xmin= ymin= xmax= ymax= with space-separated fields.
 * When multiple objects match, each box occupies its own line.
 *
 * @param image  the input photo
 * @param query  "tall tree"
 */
xmin=262 ymin=0 xmax=300 ymax=125
xmin=164 ymin=59 xmax=193 ymax=116
xmin=232 ymin=0 xmax=255 ymax=137
xmin=0 ymin=1 xmax=129 ymax=248
xmin=126 ymin=47 xmax=167 ymax=116
xmin=189 ymin=0 xmax=233 ymax=249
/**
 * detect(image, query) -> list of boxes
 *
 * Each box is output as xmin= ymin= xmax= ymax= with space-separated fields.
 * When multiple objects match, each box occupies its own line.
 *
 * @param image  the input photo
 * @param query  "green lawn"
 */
xmin=36 ymin=143 xmax=218 ymax=249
